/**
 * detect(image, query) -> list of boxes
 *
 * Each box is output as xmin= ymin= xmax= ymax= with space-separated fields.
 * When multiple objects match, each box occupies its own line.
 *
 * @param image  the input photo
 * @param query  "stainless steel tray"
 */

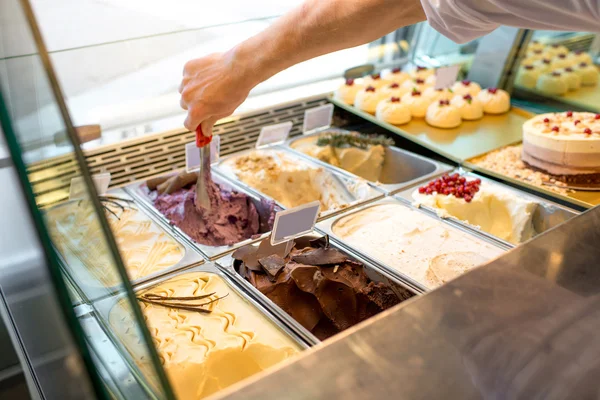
xmin=93 ymin=263 xmax=310 ymax=397
xmin=125 ymin=172 xmax=280 ymax=260
xmin=316 ymin=197 xmax=510 ymax=293
xmin=394 ymin=168 xmax=579 ymax=248
xmin=214 ymin=234 xmax=419 ymax=344
xmin=284 ymin=129 xmax=453 ymax=194
xmin=212 ymin=146 xmax=385 ymax=221
xmin=45 ymin=188 xmax=205 ymax=302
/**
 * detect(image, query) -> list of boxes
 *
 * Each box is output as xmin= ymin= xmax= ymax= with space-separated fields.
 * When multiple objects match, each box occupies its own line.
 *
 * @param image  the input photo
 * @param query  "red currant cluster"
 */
xmin=418 ymin=174 xmax=482 ymax=203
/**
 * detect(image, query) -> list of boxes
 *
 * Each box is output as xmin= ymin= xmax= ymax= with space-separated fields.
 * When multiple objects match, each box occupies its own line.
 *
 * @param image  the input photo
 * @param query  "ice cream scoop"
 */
xmin=195 ymin=126 xmax=213 ymax=214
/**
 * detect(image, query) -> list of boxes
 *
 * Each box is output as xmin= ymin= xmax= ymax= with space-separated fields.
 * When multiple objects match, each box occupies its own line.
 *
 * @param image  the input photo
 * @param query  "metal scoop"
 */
xmin=195 ymin=126 xmax=212 ymax=213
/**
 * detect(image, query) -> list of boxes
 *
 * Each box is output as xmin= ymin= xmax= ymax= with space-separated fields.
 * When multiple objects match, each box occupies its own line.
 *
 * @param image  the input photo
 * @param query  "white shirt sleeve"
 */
xmin=420 ymin=0 xmax=600 ymax=43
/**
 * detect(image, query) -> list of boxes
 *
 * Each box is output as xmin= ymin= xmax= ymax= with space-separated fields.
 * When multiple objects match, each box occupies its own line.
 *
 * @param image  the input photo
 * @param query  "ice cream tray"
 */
xmin=316 ymin=197 xmax=511 ymax=293
xmin=214 ymin=233 xmax=419 ymax=345
xmin=91 ymin=262 xmax=311 ymax=397
xmin=125 ymin=172 xmax=280 ymax=261
xmin=212 ymin=146 xmax=386 ymax=221
xmin=394 ymin=168 xmax=579 ymax=248
xmin=284 ymin=128 xmax=454 ymax=194
xmin=45 ymin=188 xmax=205 ymax=303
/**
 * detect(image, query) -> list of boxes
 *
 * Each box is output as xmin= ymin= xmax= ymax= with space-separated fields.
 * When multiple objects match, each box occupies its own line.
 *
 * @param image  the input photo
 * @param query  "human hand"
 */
xmin=179 ymin=51 xmax=254 ymax=136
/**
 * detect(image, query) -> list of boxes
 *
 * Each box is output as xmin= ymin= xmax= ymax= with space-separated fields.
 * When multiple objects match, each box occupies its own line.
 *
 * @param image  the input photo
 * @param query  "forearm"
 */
xmin=233 ymin=0 xmax=426 ymax=86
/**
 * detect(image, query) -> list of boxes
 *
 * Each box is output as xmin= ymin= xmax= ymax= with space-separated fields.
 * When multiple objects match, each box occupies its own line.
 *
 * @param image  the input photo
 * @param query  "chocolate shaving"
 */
xmin=309 ymin=235 xmax=330 ymax=249
xmin=257 ymin=235 xmax=294 ymax=259
xmin=137 ymin=292 xmax=228 ymax=314
xmin=232 ymin=245 xmax=258 ymax=262
xmin=147 ymin=176 xmax=170 ymax=190
xmin=291 ymin=248 xmax=349 ymax=266
xmin=258 ymin=254 xmax=286 ymax=280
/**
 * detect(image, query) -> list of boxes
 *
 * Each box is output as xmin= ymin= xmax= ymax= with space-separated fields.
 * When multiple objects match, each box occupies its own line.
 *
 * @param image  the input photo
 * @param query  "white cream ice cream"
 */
xmin=334 ymin=79 xmax=363 ymax=104
xmin=450 ymin=94 xmax=483 ymax=121
xmin=219 ymin=149 xmax=372 ymax=212
xmin=401 ymin=90 xmax=431 ymax=118
xmin=425 ymin=100 xmax=462 ymax=128
xmin=290 ymin=131 xmax=389 ymax=182
xmin=412 ymin=179 xmax=538 ymax=244
xmin=47 ymin=197 xmax=184 ymax=287
xmin=476 ymin=88 xmax=511 ymax=114
xmin=109 ymin=272 xmax=300 ymax=400
xmin=332 ymin=203 xmax=503 ymax=289
xmin=536 ymin=72 xmax=569 ymax=95
xmin=376 ymin=97 xmax=411 ymax=125
xmin=451 ymin=80 xmax=482 ymax=97
xmin=354 ymin=86 xmax=386 ymax=113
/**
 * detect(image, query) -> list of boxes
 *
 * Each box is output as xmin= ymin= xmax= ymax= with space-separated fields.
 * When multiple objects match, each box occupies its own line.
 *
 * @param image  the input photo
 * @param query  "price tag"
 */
xmin=185 ymin=135 xmax=220 ymax=171
xmin=303 ymin=104 xmax=334 ymax=134
xmin=434 ymin=65 xmax=461 ymax=89
xmin=271 ymin=201 xmax=320 ymax=245
xmin=69 ymin=172 xmax=111 ymax=199
xmin=256 ymin=121 xmax=293 ymax=148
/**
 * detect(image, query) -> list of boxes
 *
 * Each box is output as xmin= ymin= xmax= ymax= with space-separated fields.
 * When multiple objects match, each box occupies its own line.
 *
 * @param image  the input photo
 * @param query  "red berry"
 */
xmin=372 ymin=73 xmax=381 ymax=80
xmin=464 ymin=195 xmax=472 ymax=203
xmin=458 ymin=177 xmax=466 ymax=184
xmin=574 ymin=120 xmax=581 ymax=125
xmin=595 ymin=114 xmax=600 ymax=120
xmin=543 ymin=118 xmax=550 ymax=123
xmin=474 ymin=178 xmax=481 ymax=184
xmin=392 ymin=67 xmax=401 ymax=73
xmin=552 ymin=72 xmax=561 ymax=77
xmin=462 ymin=80 xmax=471 ymax=86
xmin=345 ymin=78 xmax=354 ymax=86
xmin=412 ymin=91 xmax=421 ymax=96
xmin=425 ymin=188 xmax=433 ymax=194
xmin=390 ymin=83 xmax=400 ymax=88
xmin=542 ymin=59 xmax=551 ymax=64
xmin=390 ymin=97 xmax=400 ymax=103
xmin=488 ymin=88 xmax=498 ymax=94
xmin=558 ymin=54 xmax=567 ymax=59
xmin=463 ymin=94 xmax=473 ymax=101
xmin=566 ymin=67 xmax=574 ymax=72
xmin=551 ymin=126 xmax=559 ymax=132
xmin=452 ymin=173 xmax=460 ymax=179
xmin=524 ymin=65 xmax=534 ymax=70
xmin=416 ymin=78 xmax=425 ymax=84
xmin=580 ymin=63 xmax=588 ymax=68
xmin=566 ymin=111 xmax=573 ymax=117
xmin=366 ymin=86 xmax=376 ymax=92
xmin=418 ymin=186 xmax=426 ymax=193
xmin=585 ymin=128 xmax=592 ymax=134
xmin=417 ymin=66 xmax=426 ymax=71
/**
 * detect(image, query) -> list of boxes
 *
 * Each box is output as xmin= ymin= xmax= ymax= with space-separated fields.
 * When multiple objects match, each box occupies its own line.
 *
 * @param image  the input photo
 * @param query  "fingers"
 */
xmin=200 ymin=117 xmax=219 ymax=137
xmin=180 ymin=97 xmax=188 ymax=111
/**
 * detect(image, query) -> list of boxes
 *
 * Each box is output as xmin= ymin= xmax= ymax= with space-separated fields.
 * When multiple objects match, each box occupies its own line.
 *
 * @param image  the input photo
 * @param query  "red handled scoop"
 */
xmin=195 ymin=126 xmax=213 ymax=213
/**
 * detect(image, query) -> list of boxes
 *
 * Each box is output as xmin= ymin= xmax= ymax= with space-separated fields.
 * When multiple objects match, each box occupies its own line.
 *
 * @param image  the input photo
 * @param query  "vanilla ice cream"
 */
xmin=109 ymin=272 xmax=299 ymax=400
xmin=332 ymin=203 xmax=503 ymax=289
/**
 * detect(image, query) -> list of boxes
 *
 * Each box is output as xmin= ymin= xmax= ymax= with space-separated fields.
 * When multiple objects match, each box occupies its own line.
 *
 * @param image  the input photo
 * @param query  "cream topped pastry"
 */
xmin=334 ymin=78 xmax=363 ymax=105
xmin=423 ymin=87 xmax=454 ymax=102
xmin=332 ymin=203 xmax=503 ymax=289
xmin=451 ymin=80 xmax=482 ymax=97
xmin=528 ymin=40 xmax=545 ymax=53
xmin=413 ymin=174 xmax=537 ymax=244
xmin=426 ymin=99 xmax=462 ymax=128
xmin=568 ymin=50 xmax=593 ymax=66
xmin=376 ymin=96 xmax=412 ymax=125
xmin=109 ymin=272 xmax=300 ymax=400
xmin=574 ymin=62 xmax=599 ymax=86
xmin=533 ymin=58 xmax=553 ymax=74
xmin=401 ymin=89 xmax=432 ymax=118
xmin=536 ymin=71 xmax=568 ymax=95
xmin=515 ymin=65 xmax=542 ymax=89
xmin=382 ymin=67 xmax=410 ymax=84
xmin=545 ymin=44 xmax=569 ymax=57
xmin=354 ymin=86 xmax=385 ymax=114
xmin=522 ymin=111 xmax=600 ymax=181
xmin=362 ymin=73 xmax=389 ymax=89
xmin=476 ymin=88 xmax=510 ymax=114
xmin=381 ymin=82 xmax=405 ymax=99
xmin=410 ymin=65 xmax=435 ymax=80
xmin=450 ymin=94 xmax=483 ymax=121
xmin=550 ymin=53 xmax=573 ymax=70
xmin=401 ymin=77 xmax=429 ymax=94
xmin=557 ymin=67 xmax=582 ymax=91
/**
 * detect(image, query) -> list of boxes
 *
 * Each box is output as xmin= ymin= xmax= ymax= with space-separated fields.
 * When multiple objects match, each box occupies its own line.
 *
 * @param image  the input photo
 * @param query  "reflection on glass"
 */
xmin=0 ymin=0 xmax=173 ymax=398
xmin=412 ymin=22 xmax=481 ymax=70
xmin=512 ymin=31 xmax=600 ymax=113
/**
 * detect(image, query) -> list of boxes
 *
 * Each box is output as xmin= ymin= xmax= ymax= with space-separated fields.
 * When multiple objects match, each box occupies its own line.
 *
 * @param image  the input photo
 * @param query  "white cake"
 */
xmin=476 ymin=88 xmax=511 ymax=114
xmin=376 ymin=97 xmax=412 ymax=125
xmin=425 ymin=100 xmax=462 ymax=128
xmin=401 ymin=78 xmax=429 ymax=94
xmin=401 ymin=90 xmax=432 ymax=118
xmin=451 ymin=80 xmax=482 ymax=97
xmin=334 ymin=79 xmax=363 ymax=105
xmin=354 ymin=86 xmax=385 ymax=114
xmin=450 ymin=94 xmax=483 ymax=121
xmin=536 ymin=72 xmax=568 ymax=95
xmin=550 ymin=53 xmax=573 ymax=70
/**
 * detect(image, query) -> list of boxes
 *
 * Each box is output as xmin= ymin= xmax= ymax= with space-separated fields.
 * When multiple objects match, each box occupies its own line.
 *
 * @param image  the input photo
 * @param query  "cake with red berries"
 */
xmin=522 ymin=111 xmax=600 ymax=183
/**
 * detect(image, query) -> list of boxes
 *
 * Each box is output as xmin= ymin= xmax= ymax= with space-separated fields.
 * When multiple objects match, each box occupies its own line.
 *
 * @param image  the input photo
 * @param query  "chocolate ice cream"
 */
xmin=146 ymin=171 xmax=276 ymax=246
xmin=233 ymin=235 xmax=413 ymax=340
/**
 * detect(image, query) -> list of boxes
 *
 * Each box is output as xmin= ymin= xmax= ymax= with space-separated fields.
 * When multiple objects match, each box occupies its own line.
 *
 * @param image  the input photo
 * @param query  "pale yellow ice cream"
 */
xmin=332 ymin=203 xmax=503 ymax=289
xmin=109 ymin=272 xmax=299 ymax=400
xmin=47 ymin=198 xmax=183 ymax=287
xmin=412 ymin=182 xmax=538 ymax=244
xmin=219 ymin=149 xmax=372 ymax=212
xmin=291 ymin=135 xmax=386 ymax=182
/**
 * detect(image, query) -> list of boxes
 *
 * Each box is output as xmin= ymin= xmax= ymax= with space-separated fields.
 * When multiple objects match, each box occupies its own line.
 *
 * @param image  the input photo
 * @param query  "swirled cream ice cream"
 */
xmin=109 ymin=272 xmax=300 ymax=400
xmin=47 ymin=197 xmax=184 ymax=287
xmin=218 ymin=149 xmax=372 ymax=212
xmin=332 ymin=203 xmax=504 ymax=289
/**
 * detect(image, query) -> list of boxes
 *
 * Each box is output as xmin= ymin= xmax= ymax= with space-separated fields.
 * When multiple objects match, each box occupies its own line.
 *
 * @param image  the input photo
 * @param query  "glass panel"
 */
xmin=0 ymin=0 xmax=173 ymax=398
xmin=511 ymin=31 xmax=600 ymax=113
